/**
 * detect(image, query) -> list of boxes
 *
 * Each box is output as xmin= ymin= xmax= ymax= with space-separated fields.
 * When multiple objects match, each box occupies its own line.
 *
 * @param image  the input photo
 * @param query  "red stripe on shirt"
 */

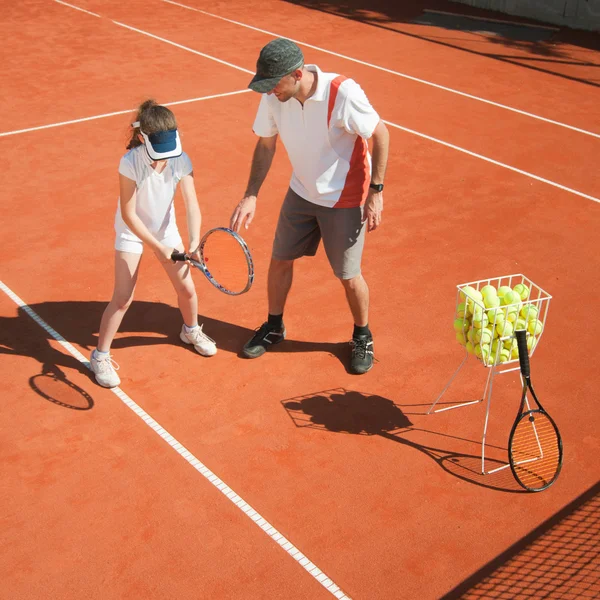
xmin=334 ymin=136 xmax=369 ymax=208
xmin=327 ymin=75 xmax=347 ymax=127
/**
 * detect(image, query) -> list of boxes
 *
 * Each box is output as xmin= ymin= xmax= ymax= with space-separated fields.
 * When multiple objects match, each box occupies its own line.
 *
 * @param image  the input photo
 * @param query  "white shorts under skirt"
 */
xmin=115 ymin=232 xmax=183 ymax=254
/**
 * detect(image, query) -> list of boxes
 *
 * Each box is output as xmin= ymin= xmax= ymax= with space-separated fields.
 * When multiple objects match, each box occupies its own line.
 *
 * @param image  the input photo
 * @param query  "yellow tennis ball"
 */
xmin=499 ymin=348 xmax=511 ymax=363
xmin=456 ymin=302 xmax=467 ymax=319
xmin=481 ymin=284 xmax=497 ymax=298
xmin=456 ymin=331 xmax=467 ymax=346
xmin=472 ymin=312 xmax=489 ymax=329
xmin=513 ymin=283 xmax=530 ymax=301
xmin=515 ymin=317 xmax=527 ymax=331
xmin=475 ymin=344 xmax=490 ymax=362
xmin=472 ymin=327 xmax=492 ymax=344
xmin=454 ymin=318 xmax=468 ymax=332
xmin=527 ymin=335 xmax=537 ymax=351
xmin=511 ymin=344 xmax=520 ymax=360
xmin=483 ymin=294 xmax=500 ymax=309
xmin=520 ymin=305 xmax=539 ymax=321
xmin=501 ymin=290 xmax=519 ymax=306
xmin=461 ymin=286 xmax=483 ymax=303
xmin=497 ymin=285 xmax=513 ymax=300
xmin=506 ymin=305 xmax=519 ymax=322
xmin=496 ymin=320 xmax=514 ymax=338
xmin=528 ymin=319 xmax=543 ymax=336
xmin=466 ymin=341 xmax=475 ymax=355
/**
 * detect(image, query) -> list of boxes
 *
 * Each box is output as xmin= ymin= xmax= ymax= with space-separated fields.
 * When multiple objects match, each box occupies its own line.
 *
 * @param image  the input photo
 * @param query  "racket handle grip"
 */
xmin=171 ymin=251 xmax=187 ymax=262
xmin=515 ymin=329 xmax=530 ymax=378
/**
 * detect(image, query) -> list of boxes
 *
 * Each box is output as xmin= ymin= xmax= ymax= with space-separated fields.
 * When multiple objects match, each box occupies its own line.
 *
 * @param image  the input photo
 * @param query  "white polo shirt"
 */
xmin=252 ymin=64 xmax=380 ymax=208
xmin=115 ymin=145 xmax=192 ymax=243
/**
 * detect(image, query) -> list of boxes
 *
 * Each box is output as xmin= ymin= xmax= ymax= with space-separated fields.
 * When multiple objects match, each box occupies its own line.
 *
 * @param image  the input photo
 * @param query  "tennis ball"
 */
xmin=472 ymin=327 xmax=492 ymax=345
xmin=515 ymin=317 xmax=527 ymax=331
xmin=497 ymin=285 xmax=513 ymax=300
xmin=528 ymin=319 xmax=544 ymax=336
xmin=466 ymin=341 xmax=475 ymax=355
xmin=461 ymin=286 xmax=483 ymax=303
xmin=499 ymin=348 xmax=511 ymax=363
xmin=487 ymin=307 xmax=504 ymax=323
xmin=496 ymin=320 xmax=514 ymax=338
xmin=481 ymin=284 xmax=497 ymax=298
xmin=475 ymin=344 xmax=490 ymax=362
xmin=454 ymin=318 xmax=468 ymax=332
xmin=520 ymin=305 xmax=539 ymax=321
xmin=513 ymin=283 xmax=530 ymax=301
xmin=456 ymin=331 xmax=467 ymax=346
xmin=501 ymin=290 xmax=519 ymax=306
xmin=511 ymin=344 xmax=520 ymax=360
xmin=527 ymin=335 xmax=537 ymax=351
xmin=456 ymin=302 xmax=467 ymax=319
xmin=483 ymin=294 xmax=500 ymax=309
xmin=472 ymin=312 xmax=489 ymax=329
xmin=506 ymin=305 xmax=519 ymax=322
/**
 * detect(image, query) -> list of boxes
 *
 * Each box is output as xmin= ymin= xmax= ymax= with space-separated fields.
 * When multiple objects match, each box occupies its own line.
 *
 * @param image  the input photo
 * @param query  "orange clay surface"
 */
xmin=1 ymin=1 xmax=599 ymax=599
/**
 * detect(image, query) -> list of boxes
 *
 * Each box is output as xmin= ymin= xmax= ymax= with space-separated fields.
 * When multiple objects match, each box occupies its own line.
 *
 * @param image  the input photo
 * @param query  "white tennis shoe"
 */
xmin=90 ymin=350 xmax=121 ymax=388
xmin=180 ymin=324 xmax=217 ymax=356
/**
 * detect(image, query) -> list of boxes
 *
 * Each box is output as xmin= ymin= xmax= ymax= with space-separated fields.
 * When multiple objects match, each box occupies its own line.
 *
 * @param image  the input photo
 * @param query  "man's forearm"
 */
xmin=371 ymin=122 xmax=390 ymax=184
xmin=245 ymin=140 xmax=276 ymax=197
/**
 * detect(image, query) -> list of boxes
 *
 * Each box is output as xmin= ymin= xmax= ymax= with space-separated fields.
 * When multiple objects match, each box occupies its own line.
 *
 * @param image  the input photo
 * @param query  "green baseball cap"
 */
xmin=248 ymin=38 xmax=304 ymax=93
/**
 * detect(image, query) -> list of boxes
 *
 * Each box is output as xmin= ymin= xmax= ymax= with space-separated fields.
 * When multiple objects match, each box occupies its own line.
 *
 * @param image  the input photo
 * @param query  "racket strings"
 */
xmin=202 ymin=231 xmax=252 ymax=294
xmin=511 ymin=413 xmax=561 ymax=489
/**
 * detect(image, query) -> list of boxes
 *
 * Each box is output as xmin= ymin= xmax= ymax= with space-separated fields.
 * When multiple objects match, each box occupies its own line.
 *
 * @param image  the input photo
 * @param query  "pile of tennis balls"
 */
xmin=453 ymin=282 xmax=543 ymax=366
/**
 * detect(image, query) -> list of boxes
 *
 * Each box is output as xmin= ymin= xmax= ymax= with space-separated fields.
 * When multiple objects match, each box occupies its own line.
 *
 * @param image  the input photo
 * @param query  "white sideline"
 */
xmin=0 ymin=279 xmax=351 ymax=600
xmin=0 ymin=90 xmax=251 ymax=137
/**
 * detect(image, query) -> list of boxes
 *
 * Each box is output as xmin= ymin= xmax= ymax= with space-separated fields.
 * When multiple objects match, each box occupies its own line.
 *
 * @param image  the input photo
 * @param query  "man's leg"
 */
xmin=341 ymin=274 xmax=369 ymax=327
xmin=318 ymin=204 xmax=374 ymax=374
xmin=268 ymin=257 xmax=295 ymax=315
xmin=243 ymin=188 xmax=320 ymax=359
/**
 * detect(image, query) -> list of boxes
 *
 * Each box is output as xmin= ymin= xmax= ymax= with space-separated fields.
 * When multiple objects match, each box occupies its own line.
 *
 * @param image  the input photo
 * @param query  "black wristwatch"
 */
xmin=369 ymin=183 xmax=384 ymax=192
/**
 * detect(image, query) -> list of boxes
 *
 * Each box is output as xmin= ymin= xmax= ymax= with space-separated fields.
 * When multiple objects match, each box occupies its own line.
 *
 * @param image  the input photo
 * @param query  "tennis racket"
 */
xmin=171 ymin=227 xmax=254 ymax=296
xmin=508 ymin=329 xmax=562 ymax=492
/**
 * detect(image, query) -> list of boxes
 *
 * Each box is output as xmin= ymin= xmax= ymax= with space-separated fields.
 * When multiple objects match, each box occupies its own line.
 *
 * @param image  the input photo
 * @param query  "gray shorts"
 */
xmin=272 ymin=188 xmax=366 ymax=279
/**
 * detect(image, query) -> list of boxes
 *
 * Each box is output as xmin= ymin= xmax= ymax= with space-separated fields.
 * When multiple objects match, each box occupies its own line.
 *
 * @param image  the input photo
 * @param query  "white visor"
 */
xmin=132 ymin=121 xmax=182 ymax=160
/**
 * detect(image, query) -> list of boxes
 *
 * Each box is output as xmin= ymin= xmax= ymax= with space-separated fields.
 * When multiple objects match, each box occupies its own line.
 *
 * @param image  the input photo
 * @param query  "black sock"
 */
xmin=268 ymin=313 xmax=283 ymax=329
xmin=353 ymin=324 xmax=371 ymax=338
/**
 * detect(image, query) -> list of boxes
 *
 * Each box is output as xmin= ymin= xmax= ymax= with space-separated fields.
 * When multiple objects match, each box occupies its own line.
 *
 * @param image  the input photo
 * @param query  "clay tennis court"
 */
xmin=1 ymin=1 xmax=599 ymax=598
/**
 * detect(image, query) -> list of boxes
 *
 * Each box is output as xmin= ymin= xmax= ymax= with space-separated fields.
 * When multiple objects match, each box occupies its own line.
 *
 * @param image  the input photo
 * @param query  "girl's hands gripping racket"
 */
xmin=509 ymin=329 xmax=563 ymax=492
xmin=171 ymin=227 xmax=254 ymax=296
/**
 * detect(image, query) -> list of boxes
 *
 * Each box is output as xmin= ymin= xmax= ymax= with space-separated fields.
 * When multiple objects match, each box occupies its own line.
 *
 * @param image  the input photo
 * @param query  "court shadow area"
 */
xmin=0 ymin=300 xmax=254 ymax=408
xmin=282 ymin=388 xmax=523 ymax=492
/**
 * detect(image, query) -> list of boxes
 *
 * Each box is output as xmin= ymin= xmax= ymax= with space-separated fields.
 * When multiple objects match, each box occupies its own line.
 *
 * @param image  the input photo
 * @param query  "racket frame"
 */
xmin=508 ymin=329 xmax=563 ymax=492
xmin=171 ymin=227 xmax=254 ymax=296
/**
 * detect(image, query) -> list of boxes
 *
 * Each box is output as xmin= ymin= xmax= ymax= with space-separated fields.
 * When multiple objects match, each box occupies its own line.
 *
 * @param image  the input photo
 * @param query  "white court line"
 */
xmin=43 ymin=1 xmax=600 ymax=204
xmin=0 ymin=89 xmax=251 ymax=137
xmin=162 ymin=0 xmax=600 ymax=139
xmin=384 ymin=120 xmax=600 ymax=205
xmin=0 ymin=279 xmax=351 ymax=600
xmin=112 ymin=21 xmax=253 ymax=75
xmin=54 ymin=0 xmax=100 ymax=18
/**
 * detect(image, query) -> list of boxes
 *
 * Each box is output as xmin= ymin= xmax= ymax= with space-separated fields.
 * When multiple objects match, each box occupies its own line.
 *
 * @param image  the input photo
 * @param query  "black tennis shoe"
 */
xmin=350 ymin=333 xmax=374 ymax=374
xmin=243 ymin=322 xmax=286 ymax=358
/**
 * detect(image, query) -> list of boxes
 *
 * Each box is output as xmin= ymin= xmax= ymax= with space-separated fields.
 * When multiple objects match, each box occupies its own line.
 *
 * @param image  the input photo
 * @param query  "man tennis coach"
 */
xmin=230 ymin=38 xmax=389 ymax=374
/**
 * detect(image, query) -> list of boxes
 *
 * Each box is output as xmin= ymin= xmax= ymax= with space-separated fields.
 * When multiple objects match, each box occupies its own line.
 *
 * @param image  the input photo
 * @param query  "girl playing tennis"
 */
xmin=91 ymin=99 xmax=216 ymax=388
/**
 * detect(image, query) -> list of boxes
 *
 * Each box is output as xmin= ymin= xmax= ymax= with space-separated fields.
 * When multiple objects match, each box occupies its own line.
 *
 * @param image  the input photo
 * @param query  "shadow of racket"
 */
xmin=29 ymin=366 xmax=94 ymax=410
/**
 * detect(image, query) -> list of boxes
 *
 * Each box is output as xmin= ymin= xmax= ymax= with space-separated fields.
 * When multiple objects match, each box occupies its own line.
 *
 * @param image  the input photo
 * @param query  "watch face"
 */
xmin=370 ymin=183 xmax=383 ymax=192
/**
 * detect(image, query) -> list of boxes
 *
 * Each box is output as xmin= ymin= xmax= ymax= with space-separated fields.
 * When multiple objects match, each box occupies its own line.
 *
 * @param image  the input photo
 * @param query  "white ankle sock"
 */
xmin=184 ymin=324 xmax=198 ymax=333
xmin=94 ymin=349 xmax=109 ymax=358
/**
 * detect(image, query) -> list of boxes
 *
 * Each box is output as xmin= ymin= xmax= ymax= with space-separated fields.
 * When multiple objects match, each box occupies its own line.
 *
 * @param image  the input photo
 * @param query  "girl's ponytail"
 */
xmin=126 ymin=99 xmax=176 ymax=150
